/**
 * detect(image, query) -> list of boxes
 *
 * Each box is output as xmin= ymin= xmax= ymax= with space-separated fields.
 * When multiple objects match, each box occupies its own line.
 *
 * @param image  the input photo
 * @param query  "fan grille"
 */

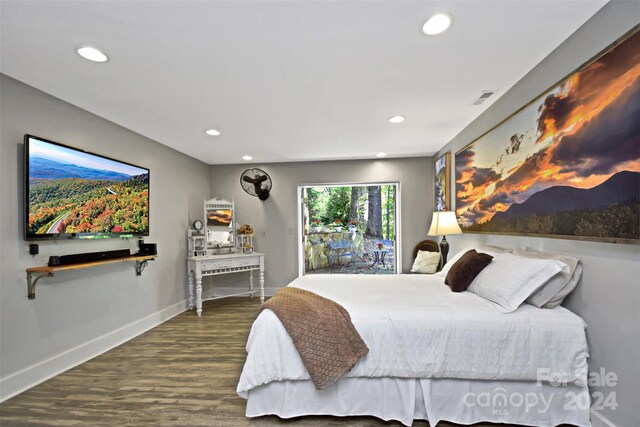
xmin=240 ymin=168 xmax=272 ymax=199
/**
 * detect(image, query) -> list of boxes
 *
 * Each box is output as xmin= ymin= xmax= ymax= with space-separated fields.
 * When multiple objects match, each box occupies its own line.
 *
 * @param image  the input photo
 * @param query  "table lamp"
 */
xmin=427 ymin=211 xmax=462 ymax=264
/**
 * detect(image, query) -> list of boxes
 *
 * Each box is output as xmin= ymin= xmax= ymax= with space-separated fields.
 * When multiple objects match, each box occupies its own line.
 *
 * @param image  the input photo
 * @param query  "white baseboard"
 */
xmin=0 ymin=299 xmax=188 ymax=403
xmin=591 ymin=409 xmax=617 ymax=427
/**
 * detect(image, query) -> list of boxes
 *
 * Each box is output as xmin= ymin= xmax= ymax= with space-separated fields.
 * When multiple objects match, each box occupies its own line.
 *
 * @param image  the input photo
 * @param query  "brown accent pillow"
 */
xmin=445 ymin=250 xmax=494 ymax=292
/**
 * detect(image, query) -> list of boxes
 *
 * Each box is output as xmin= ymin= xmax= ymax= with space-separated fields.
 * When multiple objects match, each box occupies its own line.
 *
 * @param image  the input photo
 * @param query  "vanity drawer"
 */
xmin=201 ymin=259 xmax=231 ymax=270
xmin=236 ymin=256 xmax=260 ymax=267
xmin=201 ymin=256 xmax=259 ymax=271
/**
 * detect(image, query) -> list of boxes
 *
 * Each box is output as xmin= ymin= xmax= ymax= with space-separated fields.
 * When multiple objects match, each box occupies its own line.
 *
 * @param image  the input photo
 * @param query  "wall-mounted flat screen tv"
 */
xmin=24 ymin=135 xmax=150 ymax=240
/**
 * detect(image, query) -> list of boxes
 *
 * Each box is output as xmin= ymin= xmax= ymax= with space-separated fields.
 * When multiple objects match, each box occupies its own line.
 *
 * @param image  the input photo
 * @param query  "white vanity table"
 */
xmin=187 ymin=197 xmax=265 ymax=316
xmin=187 ymin=252 xmax=265 ymax=316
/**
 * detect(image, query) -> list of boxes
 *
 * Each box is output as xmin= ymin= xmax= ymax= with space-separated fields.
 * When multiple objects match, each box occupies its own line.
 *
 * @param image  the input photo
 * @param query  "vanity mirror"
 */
xmin=204 ymin=197 xmax=237 ymax=250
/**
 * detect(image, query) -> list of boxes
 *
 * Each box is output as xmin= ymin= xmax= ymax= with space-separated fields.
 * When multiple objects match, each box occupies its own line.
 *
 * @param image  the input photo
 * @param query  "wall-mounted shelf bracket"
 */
xmin=27 ymin=272 xmax=53 ymax=300
xmin=136 ymin=259 xmax=153 ymax=276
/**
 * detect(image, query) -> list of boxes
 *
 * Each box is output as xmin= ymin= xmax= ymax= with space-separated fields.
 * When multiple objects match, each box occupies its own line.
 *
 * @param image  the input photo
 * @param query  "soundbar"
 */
xmin=48 ymin=249 xmax=132 ymax=267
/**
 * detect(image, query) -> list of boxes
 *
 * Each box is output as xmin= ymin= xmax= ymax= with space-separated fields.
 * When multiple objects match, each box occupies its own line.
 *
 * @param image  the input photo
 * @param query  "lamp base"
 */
xmin=440 ymin=236 xmax=449 ymax=265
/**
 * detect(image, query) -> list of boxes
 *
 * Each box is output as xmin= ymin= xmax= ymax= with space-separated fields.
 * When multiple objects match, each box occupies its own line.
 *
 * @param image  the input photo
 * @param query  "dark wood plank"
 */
xmin=27 ymin=255 xmax=156 ymax=273
xmin=0 ymin=298 xmax=497 ymax=426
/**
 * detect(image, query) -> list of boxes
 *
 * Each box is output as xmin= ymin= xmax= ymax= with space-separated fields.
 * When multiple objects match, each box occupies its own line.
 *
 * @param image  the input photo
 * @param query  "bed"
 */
xmin=237 ymin=268 xmax=590 ymax=426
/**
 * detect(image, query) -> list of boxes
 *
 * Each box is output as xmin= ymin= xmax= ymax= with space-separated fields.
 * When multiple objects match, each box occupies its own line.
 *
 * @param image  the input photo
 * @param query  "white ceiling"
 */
xmin=1 ymin=1 xmax=607 ymax=165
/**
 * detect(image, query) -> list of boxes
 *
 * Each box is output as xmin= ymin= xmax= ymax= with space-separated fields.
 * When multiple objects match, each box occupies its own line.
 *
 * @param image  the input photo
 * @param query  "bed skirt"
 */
xmin=246 ymin=377 xmax=591 ymax=427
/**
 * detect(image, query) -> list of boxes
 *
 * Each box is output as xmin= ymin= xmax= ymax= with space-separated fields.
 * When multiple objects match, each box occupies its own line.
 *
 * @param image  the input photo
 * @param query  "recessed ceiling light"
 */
xmin=242 ymin=155 xmax=253 ymax=161
xmin=76 ymin=47 xmax=108 ymax=62
xmin=422 ymin=13 xmax=453 ymax=35
xmin=205 ymin=129 xmax=221 ymax=136
xmin=376 ymin=152 xmax=387 ymax=158
xmin=388 ymin=115 xmax=405 ymax=123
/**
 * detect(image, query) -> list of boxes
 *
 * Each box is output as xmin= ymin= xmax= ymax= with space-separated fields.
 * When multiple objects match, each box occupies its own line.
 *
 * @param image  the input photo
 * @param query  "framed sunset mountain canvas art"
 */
xmin=455 ymin=28 xmax=640 ymax=243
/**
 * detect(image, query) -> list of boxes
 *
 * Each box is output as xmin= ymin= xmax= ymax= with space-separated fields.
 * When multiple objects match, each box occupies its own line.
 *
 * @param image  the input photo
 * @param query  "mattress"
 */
xmin=238 ymin=274 xmax=589 ymax=398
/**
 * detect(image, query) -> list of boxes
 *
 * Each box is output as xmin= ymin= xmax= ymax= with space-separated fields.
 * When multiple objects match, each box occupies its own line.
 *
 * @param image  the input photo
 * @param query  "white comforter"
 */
xmin=237 ymin=274 xmax=588 ymax=398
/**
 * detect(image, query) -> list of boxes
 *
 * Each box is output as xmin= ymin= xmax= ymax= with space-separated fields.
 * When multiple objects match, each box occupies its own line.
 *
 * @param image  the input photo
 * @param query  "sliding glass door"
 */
xmin=298 ymin=182 xmax=400 ymax=276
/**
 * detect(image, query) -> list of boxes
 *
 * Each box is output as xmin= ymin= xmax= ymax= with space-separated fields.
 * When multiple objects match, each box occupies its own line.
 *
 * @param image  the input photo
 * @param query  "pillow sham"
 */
xmin=514 ymin=248 xmax=581 ymax=308
xmin=479 ymin=245 xmax=514 ymax=254
xmin=467 ymin=253 xmax=567 ymax=313
xmin=437 ymin=247 xmax=500 ymax=277
xmin=410 ymin=250 xmax=441 ymax=274
xmin=445 ymin=250 xmax=494 ymax=292
xmin=545 ymin=263 xmax=583 ymax=308
xmin=437 ymin=249 xmax=472 ymax=277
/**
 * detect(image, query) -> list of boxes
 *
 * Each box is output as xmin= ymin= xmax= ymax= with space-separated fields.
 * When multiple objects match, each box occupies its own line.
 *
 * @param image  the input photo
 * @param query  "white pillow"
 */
xmin=411 ymin=250 xmax=441 ymax=274
xmin=437 ymin=247 xmax=498 ymax=277
xmin=513 ymin=248 xmax=582 ymax=308
xmin=545 ymin=263 xmax=583 ymax=308
xmin=436 ymin=250 xmax=469 ymax=277
xmin=467 ymin=253 xmax=567 ymax=313
xmin=479 ymin=245 xmax=514 ymax=254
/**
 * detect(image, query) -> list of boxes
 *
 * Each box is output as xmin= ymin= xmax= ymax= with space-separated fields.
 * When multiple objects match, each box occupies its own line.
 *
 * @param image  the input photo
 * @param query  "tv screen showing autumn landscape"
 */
xmin=25 ymin=135 xmax=149 ymax=239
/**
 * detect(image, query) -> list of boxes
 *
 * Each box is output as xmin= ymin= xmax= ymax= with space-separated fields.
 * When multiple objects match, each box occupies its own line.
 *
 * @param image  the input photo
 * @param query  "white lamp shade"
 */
xmin=428 ymin=211 xmax=462 ymax=236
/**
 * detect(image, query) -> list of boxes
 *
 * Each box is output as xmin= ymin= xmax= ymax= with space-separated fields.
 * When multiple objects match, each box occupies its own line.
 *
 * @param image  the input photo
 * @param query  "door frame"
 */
xmin=297 ymin=181 xmax=401 ymax=277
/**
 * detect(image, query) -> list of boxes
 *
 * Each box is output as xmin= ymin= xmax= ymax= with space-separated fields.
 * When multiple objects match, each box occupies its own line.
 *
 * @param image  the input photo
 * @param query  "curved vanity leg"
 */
xmin=187 ymin=271 xmax=195 ymax=310
xmin=249 ymin=270 xmax=254 ymax=299
xmin=196 ymin=278 xmax=203 ymax=316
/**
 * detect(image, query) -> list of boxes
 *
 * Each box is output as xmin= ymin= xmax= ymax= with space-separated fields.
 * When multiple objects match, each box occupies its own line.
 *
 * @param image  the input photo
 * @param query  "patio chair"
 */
xmin=349 ymin=231 xmax=366 ymax=261
xmin=328 ymin=240 xmax=353 ymax=265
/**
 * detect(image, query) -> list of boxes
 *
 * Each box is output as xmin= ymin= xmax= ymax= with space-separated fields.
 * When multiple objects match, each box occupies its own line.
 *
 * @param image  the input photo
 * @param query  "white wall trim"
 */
xmin=590 ymin=409 xmax=618 ymax=427
xmin=0 ymin=299 xmax=188 ymax=403
xmin=297 ymin=185 xmax=304 ymax=278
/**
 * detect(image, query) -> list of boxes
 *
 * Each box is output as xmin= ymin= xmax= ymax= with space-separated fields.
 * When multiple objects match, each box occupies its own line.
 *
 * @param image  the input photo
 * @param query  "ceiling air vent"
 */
xmin=472 ymin=90 xmax=496 ymax=105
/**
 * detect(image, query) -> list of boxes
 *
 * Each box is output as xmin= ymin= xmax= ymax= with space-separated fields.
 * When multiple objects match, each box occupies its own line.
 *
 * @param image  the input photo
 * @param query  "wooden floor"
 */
xmin=0 ymin=298 xmax=495 ymax=427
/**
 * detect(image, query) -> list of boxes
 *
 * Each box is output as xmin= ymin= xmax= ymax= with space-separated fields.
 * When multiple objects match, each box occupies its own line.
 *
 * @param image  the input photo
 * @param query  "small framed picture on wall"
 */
xmin=435 ymin=152 xmax=450 ymax=211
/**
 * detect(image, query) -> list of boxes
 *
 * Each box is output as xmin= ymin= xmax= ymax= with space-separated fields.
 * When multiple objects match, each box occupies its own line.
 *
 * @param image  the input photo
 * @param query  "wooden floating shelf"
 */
xmin=26 ymin=255 xmax=157 ymax=299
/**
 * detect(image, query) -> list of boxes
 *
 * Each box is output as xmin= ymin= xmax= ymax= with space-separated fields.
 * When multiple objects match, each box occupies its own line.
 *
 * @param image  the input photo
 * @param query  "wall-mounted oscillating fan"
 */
xmin=240 ymin=168 xmax=272 ymax=201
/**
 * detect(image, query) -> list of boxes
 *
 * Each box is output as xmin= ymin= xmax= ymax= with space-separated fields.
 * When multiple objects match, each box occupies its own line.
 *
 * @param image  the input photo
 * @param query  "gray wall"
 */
xmin=208 ymin=157 xmax=432 ymax=294
xmin=0 ymin=75 xmax=211 ymax=398
xmin=434 ymin=3 xmax=640 ymax=425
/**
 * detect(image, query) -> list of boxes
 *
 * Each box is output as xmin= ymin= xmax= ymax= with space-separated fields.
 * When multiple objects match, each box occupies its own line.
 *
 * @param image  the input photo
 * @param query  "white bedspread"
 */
xmin=237 ymin=274 xmax=588 ymax=398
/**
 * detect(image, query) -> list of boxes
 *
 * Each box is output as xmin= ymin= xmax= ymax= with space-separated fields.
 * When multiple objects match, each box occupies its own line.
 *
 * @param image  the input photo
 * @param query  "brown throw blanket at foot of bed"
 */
xmin=261 ymin=287 xmax=369 ymax=390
